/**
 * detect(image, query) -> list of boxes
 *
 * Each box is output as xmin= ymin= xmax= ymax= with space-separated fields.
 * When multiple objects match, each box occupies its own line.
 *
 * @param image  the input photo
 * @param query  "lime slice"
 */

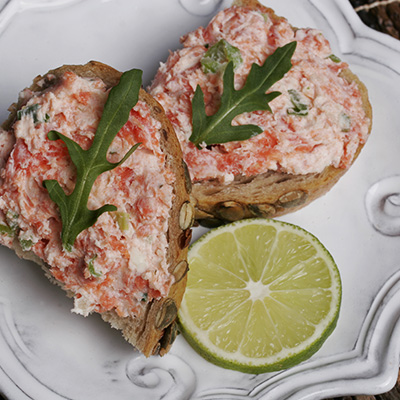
xmin=178 ymin=218 xmax=341 ymax=374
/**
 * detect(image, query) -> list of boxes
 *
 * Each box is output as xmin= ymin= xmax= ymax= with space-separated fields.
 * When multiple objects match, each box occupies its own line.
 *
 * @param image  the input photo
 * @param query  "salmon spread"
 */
xmin=149 ymin=5 xmax=370 ymax=183
xmin=0 ymin=71 xmax=175 ymax=319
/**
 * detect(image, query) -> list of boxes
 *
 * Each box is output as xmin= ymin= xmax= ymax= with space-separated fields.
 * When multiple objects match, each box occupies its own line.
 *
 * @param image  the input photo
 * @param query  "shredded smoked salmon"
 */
xmin=0 ymin=71 xmax=174 ymax=319
xmin=149 ymin=6 xmax=370 ymax=182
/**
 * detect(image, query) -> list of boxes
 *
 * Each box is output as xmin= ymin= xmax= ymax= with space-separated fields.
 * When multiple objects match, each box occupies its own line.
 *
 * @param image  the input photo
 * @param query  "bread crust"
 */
xmin=190 ymin=0 xmax=373 ymax=226
xmin=2 ymin=61 xmax=192 ymax=356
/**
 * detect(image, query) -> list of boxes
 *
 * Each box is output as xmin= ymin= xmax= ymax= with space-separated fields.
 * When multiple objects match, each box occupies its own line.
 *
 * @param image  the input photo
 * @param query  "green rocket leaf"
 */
xmin=189 ymin=41 xmax=297 ymax=148
xmin=43 ymin=69 xmax=142 ymax=251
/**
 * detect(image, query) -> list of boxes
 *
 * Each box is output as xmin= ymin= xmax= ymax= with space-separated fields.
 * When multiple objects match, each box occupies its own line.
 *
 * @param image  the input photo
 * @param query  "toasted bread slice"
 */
xmin=0 ymin=61 xmax=193 ymax=356
xmin=149 ymin=0 xmax=372 ymax=226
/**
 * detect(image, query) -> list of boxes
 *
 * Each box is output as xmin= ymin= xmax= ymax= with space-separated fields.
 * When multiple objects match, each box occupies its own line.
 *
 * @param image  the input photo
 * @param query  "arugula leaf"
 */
xmin=191 ymin=42 xmax=297 ymax=147
xmin=43 ymin=69 xmax=142 ymax=251
xmin=189 ymin=41 xmax=297 ymax=148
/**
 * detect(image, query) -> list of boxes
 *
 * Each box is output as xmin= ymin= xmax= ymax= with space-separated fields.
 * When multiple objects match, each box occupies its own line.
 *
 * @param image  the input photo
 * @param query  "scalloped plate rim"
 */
xmin=0 ymin=0 xmax=400 ymax=399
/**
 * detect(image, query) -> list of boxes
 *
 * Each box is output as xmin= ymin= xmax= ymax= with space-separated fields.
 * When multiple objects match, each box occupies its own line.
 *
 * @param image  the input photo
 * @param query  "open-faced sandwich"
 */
xmin=0 ymin=61 xmax=193 ymax=356
xmin=149 ymin=0 xmax=372 ymax=226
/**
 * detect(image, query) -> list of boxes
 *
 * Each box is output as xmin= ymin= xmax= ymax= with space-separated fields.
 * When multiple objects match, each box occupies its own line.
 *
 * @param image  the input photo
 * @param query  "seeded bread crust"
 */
xmin=2 ymin=61 xmax=192 ymax=357
xmin=191 ymin=0 xmax=373 ymax=226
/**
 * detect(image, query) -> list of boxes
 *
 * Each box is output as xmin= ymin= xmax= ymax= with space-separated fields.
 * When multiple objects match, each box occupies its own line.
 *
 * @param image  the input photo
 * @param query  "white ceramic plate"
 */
xmin=1 ymin=0 xmax=400 ymax=399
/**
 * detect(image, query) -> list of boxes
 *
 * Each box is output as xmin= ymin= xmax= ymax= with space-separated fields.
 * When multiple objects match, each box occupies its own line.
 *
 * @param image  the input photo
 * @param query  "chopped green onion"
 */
xmin=88 ymin=255 xmax=101 ymax=278
xmin=261 ymin=13 xmax=269 ymax=22
xmin=339 ymin=112 xmax=351 ymax=132
xmin=19 ymin=238 xmax=33 ymax=251
xmin=6 ymin=210 xmax=19 ymax=232
xmin=0 ymin=224 xmax=14 ymax=237
xmin=327 ymin=54 xmax=341 ymax=63
xmin=287 ymin=89 xmax=309 ymax=116
xmin=115 ymin=211 xmax=130 ymax=231
xmin=141 ymin=292 xmax=148 ymax=302
xmin=17 ymin=104 xmax=51 ymax=124
xmin=17 ymin=104 xmax=40 ymax=124
xmin=201 ymin=39 xmax=243 ymax=74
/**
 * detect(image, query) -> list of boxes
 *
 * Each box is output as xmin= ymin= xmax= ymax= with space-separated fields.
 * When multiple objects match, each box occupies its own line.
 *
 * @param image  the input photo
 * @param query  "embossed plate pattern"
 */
xmin=0 ymin=0 xmax=400 ymax=399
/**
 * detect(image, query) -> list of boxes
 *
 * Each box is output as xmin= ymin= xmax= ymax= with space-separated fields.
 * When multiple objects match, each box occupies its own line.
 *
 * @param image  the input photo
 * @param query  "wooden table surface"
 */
xmin=0 ymin=1 xmax=399 ymax=400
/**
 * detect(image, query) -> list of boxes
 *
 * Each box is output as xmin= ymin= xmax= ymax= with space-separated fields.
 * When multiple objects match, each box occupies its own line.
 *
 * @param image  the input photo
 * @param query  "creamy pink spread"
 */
xmin=149 ymin=5 xmax=370 ymax=183
xmin=0 ymin=71 xmax=175 ymax=318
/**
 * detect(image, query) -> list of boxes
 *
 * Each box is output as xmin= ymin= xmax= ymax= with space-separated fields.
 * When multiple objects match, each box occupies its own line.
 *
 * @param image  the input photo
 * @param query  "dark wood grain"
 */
xmin=350 ymin=0 xmax=400 ymax=39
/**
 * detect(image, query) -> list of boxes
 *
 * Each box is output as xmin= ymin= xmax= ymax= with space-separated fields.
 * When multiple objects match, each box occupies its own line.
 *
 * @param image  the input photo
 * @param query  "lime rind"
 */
xmin=178 ymin=218 xmax=342 ymax=374
xmin=178 ymin=305 xmax=340 ymax=374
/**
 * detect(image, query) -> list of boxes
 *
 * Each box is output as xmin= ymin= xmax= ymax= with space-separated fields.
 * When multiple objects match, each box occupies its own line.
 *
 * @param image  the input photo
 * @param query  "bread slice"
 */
xmin=0 ymin=61 xmax=193 ymax=356
xmin=149 ymin=0 xmax=372 ymax=226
